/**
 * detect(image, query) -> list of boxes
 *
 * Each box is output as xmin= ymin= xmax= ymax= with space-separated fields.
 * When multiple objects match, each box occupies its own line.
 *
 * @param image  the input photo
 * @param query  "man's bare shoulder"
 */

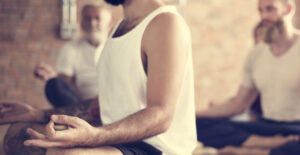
xmin=146 ymin=11 xmax=188 ymax=36
xmin=142 ymin=10 xmax=190 ymax=54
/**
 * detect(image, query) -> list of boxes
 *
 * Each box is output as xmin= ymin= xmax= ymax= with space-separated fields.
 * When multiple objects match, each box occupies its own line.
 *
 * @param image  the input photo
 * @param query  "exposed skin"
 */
xmin=23 ymin=0 xmax=192 ymax=154
xmin=196 ymin=0 xmax=299 ymax=154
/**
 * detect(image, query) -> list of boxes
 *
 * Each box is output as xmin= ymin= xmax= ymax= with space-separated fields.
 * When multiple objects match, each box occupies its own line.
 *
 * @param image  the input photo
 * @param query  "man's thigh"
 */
xmin=47 ymin=141 xmax=162 ymax=155
xmin=46 ymin=146 xmax=122 ymax=155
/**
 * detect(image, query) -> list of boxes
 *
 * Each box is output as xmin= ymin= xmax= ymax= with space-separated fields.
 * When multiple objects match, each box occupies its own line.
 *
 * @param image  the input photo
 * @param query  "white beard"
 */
xmin=84 ymin=32 xmax=102 ymax=44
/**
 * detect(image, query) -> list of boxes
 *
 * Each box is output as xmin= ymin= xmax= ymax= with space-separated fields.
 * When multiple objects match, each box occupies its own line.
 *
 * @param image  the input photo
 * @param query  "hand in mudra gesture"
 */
xmin=24 ymin=115 xmax=99 ymax=148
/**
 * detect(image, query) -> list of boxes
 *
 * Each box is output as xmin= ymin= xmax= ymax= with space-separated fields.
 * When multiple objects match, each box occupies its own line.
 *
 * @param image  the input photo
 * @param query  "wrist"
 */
xmin=90 ymin=127 xmax=106 ymax=146
xmin=37 ymin=109 xmax=58 ymax=123
xmin=31 ymin=109 xmax=48 ymax=123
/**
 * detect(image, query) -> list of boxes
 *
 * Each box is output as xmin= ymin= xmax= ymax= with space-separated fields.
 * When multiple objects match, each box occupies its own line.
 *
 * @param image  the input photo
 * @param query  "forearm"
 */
xmin=196 ymin=86 xmax=258 ymax=118
xmin=93 ymin=106 xmax=170 ymax=146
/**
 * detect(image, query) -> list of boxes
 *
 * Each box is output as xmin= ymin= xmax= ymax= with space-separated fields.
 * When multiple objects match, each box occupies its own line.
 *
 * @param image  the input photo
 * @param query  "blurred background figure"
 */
xmin=34 ymin=4 xmax=112 ymax=108
xmin=197 ymin=0 xmax=300 ymax=155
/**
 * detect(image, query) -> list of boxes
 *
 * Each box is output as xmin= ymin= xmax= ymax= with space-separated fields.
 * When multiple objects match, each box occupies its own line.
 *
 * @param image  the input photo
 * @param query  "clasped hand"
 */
xmin=24 ymin=115 xmax=99 ymax=148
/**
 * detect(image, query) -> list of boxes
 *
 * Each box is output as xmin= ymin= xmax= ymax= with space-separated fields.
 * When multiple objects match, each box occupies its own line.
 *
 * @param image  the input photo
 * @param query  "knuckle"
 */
xmin=70 ymin=116 xmax=80 ymax=123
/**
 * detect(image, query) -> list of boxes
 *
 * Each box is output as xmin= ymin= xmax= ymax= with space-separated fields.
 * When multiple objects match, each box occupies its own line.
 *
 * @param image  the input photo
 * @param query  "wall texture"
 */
xmin=0 ymin=0 xmax=63 ymax=109
xmin=186 ymin=0 xmax=258 ymax=107
xmin=0 ymin=0 xmax=122 ymax=109
xmin=1 ymin=0 xmax=299 ymax=109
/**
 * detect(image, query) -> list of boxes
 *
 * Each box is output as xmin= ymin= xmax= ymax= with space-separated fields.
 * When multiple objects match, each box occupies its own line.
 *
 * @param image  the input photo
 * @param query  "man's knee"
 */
xmin=47 ymin=148 xmax=70 ymax=155
xmin=4 ymin=123 xmax=46 ymax=155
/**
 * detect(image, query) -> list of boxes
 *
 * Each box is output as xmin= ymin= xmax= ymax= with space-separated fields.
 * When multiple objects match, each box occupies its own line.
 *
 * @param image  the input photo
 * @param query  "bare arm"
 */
xmin=34 ymin=62 xmax=76 ymax=88
xmin=24 ymin=13 xmax=190 ymax=148
xmin=94 ymin=13 xmax=189 ymax=145
xmin=196 ymin=85 xmax=258 ymax=118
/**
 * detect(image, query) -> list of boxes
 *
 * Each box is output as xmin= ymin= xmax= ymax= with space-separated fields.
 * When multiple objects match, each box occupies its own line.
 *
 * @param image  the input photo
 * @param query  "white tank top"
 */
xmin=97 ymin=6 xmax=197 ymax=155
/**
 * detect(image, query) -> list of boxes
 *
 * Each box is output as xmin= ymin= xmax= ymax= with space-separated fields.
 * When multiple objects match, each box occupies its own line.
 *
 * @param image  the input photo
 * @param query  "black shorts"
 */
xmin=113 ymin=141 xmax=162 ymax=155
xmin=270 ymin=140 xmax=300 ymax=155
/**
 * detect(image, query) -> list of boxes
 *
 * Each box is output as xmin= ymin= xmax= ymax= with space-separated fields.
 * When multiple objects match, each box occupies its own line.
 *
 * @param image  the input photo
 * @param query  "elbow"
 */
xmin=155 ymin=108 xmax=174 ymax=134
xmin=159 ymin=118 xmax=172 ymax=134
xmin=234 ymin=105 xmax=247 ymax=116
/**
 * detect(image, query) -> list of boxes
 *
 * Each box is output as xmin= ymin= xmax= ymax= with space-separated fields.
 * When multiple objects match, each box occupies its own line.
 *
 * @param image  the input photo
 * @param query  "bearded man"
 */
xmin=196 ymin=0 xmax=300 ymax=154
xmin=33 ymin=4 xmax=112 ymax=107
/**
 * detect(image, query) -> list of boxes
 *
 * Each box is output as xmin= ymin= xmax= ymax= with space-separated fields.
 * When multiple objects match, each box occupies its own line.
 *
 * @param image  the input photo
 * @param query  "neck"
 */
xmin=87 ymin=39 xmax=100 ymax=47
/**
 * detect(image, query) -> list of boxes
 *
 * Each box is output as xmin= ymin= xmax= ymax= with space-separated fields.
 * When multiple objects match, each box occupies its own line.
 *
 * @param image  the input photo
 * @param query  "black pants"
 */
xmin=45 ymin=77 xmax=81 ymax=108
xmin=270 ymin=140 xmax=300 ymax=155
xmin=114 ymin=141 xmax=162 ymax=155
xmin=196 ymin=117 xmax=300 ymax=149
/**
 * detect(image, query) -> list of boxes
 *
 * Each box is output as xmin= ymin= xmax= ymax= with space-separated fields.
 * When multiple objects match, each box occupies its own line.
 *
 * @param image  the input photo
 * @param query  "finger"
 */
xmin=37 ymin=69 xmax=50 ymax=80
xmin=41 ymin=63 xmax=52 ymax=72
xmin=36 ymin=62 xmax=47 ymax=69
xmin=45 ymin=120 xmax=56 ymax=139
xmin=51 ymin=128 xmax=76 ymax=141
xmin=36 ymin=68 xmax=48 ymax=75
xmin=34 ymin=68 xmax=46 ymax=78
xmin=26 ymin=128 xmax=46 ymax=139
xmin=24 ymin=139 xmax=67 ymax=148
xmin=51 ymin=115 xmax=82 ymax=128
xmin=37 ymin=62 xmax=53 ymax=73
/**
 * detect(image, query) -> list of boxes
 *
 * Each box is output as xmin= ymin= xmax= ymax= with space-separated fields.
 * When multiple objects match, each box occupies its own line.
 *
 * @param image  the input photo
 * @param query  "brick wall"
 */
xmin=0 ymin=0 xmax=122 ymax=109
xmin=0 ymin=0 xmax=63 ymax=109
xmin=0 ymin=0 xmax=299 ymax=109
xmin=186 ymin=0 xmax=259 ymax=107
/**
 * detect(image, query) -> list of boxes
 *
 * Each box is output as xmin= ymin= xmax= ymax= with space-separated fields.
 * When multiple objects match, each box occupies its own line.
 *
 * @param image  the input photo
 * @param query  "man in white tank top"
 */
xmin=24 ymin=0 xmax=197 ymax=155
xmin=196 ymin=0 xmax=300 ymax=155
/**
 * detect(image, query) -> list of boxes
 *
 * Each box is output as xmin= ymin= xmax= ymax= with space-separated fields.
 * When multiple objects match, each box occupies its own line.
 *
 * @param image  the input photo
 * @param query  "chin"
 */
xmin=85 ymin=33 xmax=101 ymax=42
